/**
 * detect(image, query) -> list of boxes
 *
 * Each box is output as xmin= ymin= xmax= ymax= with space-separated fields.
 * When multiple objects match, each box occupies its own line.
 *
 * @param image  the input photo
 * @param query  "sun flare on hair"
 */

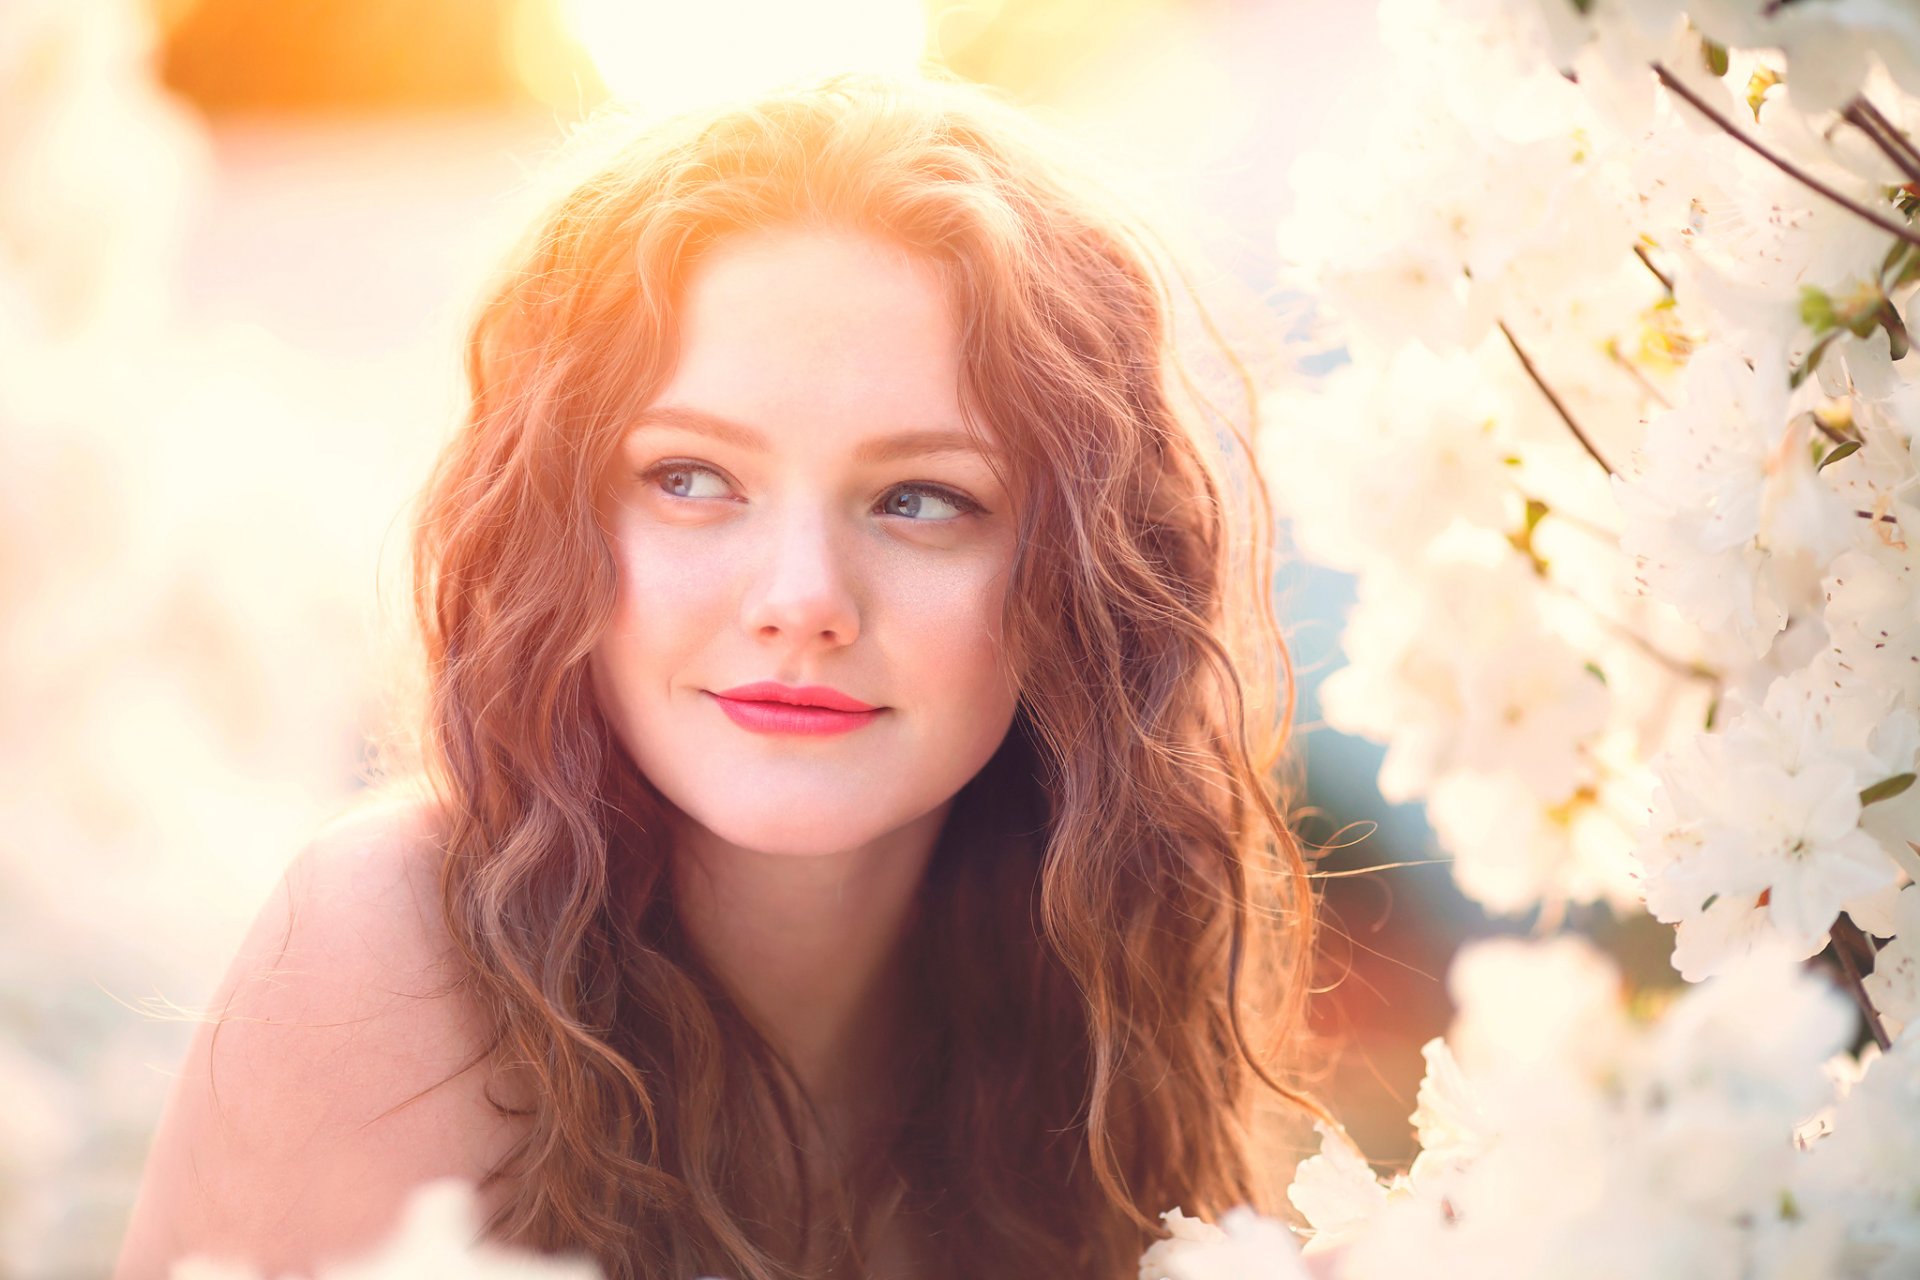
xmin=560 ymin=0 xmax=930 ymax=112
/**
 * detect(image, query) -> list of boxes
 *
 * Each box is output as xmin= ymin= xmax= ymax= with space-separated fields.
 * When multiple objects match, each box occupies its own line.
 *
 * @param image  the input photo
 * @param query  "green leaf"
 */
xmin=1817 ymin=440 xmax=1862 ymax=472
xmin=1882 ymin=301 xmax=1912 ymax=361
xmin=1703 ymin=38 xmax=1730 ymax=78
xmin=1790 ymin=332 xmax=1840 ymax=389
xmin=1896 ymin=248 xmax=1920 ymax=291
xmin=1584 ymin=661 xmax=1607 ymax=686
xmin=1861 ymin=773 xmax=1917 ymax=806
xmin=1881 ymin=240 xmax=1914 ymax=281
xmin=1800 ymin=285 xmax=1836 ymax=332
xmin=1705 ymin=696 xmax=1720 ymax=731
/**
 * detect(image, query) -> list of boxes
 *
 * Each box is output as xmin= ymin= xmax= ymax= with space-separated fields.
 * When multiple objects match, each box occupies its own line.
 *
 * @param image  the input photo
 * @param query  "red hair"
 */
xmin=409 ymin=72 xmax=1320 ymax=1279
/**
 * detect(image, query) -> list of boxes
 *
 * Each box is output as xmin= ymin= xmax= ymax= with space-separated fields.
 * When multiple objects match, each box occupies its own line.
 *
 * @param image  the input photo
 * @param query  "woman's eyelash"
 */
xmin=881 ymin=482 xmax=985 ymax=518
xmin=637 ymin=461 xmax=984 ymax=518
xmin=640 ymin=460 xmax=733 ymax=500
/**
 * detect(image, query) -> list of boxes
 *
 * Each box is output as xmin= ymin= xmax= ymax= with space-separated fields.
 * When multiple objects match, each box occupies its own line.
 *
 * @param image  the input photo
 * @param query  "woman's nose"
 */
xmin=737 ymin=510 xmax=861 ymax=648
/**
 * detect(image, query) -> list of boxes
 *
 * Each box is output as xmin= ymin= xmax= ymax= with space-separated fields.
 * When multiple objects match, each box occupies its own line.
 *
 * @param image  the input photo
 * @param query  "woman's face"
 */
xmin=591 ymin=227 xmax=1022 ymax=858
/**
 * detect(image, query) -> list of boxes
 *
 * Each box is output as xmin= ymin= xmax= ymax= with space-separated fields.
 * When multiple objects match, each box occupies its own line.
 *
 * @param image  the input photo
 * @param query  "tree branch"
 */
xmin=1607 ymin=340 xmax=1674 ymax=409
xmin=1801 ymin=410 xmax=1853 ymax=446
xmin=1533 ymin=572 xmax=1723 ymax=684
xmin=1498 ymin=320 xmax=1618 ymax=477
xmin=1844 ymin=97 xmax=1920 ymax=186
xmin=1633 ymin=244 xmax=1675 ymax=294
xmin=1831 ymin=913 xmax=1892 ymax=1053
xmin=1654 ymin=63 xmax=1920 ymax=252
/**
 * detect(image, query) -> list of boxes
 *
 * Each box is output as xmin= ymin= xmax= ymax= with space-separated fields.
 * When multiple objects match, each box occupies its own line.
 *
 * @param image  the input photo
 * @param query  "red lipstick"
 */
xmin=709 ymin=682 xmax=883 ymax=736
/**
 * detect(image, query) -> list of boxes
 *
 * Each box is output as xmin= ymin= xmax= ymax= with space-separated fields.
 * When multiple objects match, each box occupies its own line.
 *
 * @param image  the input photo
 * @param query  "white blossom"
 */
xmin=1424 ymin=764 xmax=1642 ymax=915
xmin=1285 ymin=1123 xmax=1397 ymax=1255
xmin=1823 ymin=545 xmax=1920 ymax=714
xmin=1261 ymin=344 xmax=1519 ymax=576
xmin=1791 ymin=1025 xmax=1920 ymax=1278
xmin=1613 ymin=343 xmax=1851 ymax=656
xmin=1136 ymin=1206 xmax=1311 ymax=1280
xmin=1287 ymin=941 xmax=1859 ymax=1280
xmin=1318 ymin=546 xmax=1612 ymax=813
xmin=1231 ymin=0 xmax=1920 ymax=1271
xmin=1863 ymin=886 xmax=1920 ymax=1038
xmin=1406 ymin=1038 xmax=1495 ymax=1186
xmin=169 ymin=1180 xmax=602 ymax=1280
xmin=1635 ymin=670 xmax=1900 ymax=976
xmin=1767 ymin=0 xmax=1920 ymax=114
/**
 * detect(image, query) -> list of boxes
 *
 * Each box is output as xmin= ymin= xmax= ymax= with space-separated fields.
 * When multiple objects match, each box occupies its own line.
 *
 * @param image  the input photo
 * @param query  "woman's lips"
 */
xmin=708 ymin=692 xmax=883 ymax=736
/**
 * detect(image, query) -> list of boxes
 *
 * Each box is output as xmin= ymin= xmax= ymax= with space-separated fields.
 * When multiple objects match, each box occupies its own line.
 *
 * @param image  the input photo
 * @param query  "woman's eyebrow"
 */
xmin=631 ymin=404 xmax=1000 ymax=464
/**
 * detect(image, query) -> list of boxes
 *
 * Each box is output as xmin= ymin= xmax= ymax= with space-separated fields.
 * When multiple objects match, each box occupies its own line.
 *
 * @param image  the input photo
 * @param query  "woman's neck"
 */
xmin=666 ymin=800 xmax=948 ymax=1117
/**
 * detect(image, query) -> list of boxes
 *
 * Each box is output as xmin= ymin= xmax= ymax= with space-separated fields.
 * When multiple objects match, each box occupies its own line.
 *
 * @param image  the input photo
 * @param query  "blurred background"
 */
xmin=0 ymin=1 xmax=1512 ymax=1273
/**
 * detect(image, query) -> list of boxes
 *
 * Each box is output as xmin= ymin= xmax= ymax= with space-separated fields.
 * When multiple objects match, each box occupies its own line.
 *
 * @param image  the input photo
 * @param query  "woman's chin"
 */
xmin=688 ymin=812 xmax=894 ymax=861
xmin=669 ymin=791 xmax=953 ymax=863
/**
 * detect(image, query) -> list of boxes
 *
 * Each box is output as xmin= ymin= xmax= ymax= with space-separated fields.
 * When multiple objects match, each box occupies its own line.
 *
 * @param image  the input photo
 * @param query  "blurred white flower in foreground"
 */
xmin=1791 ymin=1023 xmax=1920 ymax=1279
xmin=1138 ymin=1205 xmax=1312 ymax=1280
xmin=1162 ymin=938 xmax=1920 ymax=1279
xmin=169 ymin=1179 xmax=603 ymax=1280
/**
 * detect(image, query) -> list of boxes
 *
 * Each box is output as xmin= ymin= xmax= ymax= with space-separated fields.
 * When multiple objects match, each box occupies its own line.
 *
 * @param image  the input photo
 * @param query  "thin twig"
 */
xmin=1506 ymin=481 xmax=1619 ymax=542
xmin=1802 ymin=411 xmax=1853 ymax=446
xmin=1633 ymin=243 xmax=1675 ymax=294
xmin=1608 ymin=342 xmax=1674 ymax=409
xmin=1654 ymin=63 xmax=1920 ymax=251
xmin=1831 ymin=914 xmax=1892 ymax=1052
xmin=1854 ymin=97 xmax=1920 ymax=178
xmin=1842 ymin=103 xmax=1920 ymax=188
xmin=1534 ymin=573 xmax=1723 ymax=683
xmin=1498 ymin=320 xmax=1618 ymax=476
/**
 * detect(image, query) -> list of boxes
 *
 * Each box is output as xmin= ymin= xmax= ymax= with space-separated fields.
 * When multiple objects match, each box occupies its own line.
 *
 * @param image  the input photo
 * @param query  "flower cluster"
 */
xmin=1262 ymin=0 xmax=1920 ymax=979
xmin=1142 ymin=0 xmax=1920 ymax=1275
xmin=1147 ymin=939 xmax=1920 ymax=1279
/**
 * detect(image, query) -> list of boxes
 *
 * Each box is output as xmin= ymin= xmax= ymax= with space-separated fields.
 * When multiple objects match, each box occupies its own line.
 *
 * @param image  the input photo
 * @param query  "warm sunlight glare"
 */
xmin=562 ymin=0 xmax=929 ymax=112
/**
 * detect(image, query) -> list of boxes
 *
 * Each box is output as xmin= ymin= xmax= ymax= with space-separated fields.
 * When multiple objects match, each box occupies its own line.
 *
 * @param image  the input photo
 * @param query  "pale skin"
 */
xmin=114 ymin=227 xmax=1022 ymax=1278
xmin=591 ymin=226 xmax=1026 ymax=1144
xmin=114 ymin=227 xmax=1338 ymax=1279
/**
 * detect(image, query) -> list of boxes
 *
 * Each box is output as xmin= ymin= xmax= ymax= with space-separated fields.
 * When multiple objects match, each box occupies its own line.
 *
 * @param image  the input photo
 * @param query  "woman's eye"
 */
xmin=878 ymin=484 xmax=980 ymax=521
xmin=643 ymin=461 xmax=733 ymax=501
xmin=638 ymin=465 xmax=979 ymax=520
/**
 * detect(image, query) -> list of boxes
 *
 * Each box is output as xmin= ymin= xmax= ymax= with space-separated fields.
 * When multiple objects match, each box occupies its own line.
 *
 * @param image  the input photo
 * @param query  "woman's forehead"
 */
xmin=643 ymin=228 xmax=1006 ymax=452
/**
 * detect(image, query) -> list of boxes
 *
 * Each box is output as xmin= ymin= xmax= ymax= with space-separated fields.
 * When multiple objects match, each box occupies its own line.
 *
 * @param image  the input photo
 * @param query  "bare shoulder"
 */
xmin=281 ymin=790 xmax=459 ymax=981
xmin=114 ymin=791 xmax=532 ymax=1279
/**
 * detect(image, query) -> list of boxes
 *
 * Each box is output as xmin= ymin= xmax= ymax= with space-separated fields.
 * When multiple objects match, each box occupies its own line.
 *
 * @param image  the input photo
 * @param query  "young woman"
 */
xmin=115 ymin=72 xmax=1321 ymax=1280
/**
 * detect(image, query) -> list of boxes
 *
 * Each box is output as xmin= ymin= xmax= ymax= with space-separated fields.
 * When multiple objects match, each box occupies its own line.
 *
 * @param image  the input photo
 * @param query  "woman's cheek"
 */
xmin=893 ymin=549 xmax=1016 ymax=691
xmin=614 ymin=522 xmax=739 ymax=626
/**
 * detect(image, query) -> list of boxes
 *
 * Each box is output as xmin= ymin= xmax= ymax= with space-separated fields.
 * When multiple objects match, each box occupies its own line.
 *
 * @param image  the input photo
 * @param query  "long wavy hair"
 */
xmin=408 ymin=72 xmax=1320 ymax=1280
